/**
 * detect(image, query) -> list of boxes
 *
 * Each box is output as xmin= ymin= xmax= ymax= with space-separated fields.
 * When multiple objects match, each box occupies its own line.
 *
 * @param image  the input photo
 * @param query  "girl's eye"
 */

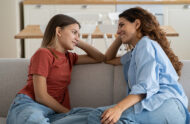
xmin=72 ymin=30 xmax=77 ymax=35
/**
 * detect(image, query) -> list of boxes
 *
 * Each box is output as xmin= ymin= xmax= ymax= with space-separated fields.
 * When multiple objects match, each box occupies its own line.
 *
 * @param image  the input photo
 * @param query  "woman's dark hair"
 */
xmin=41 ymin=14 xmax=80 ymax=48
xmin=119 ymin=7 xmax=183 ymax=76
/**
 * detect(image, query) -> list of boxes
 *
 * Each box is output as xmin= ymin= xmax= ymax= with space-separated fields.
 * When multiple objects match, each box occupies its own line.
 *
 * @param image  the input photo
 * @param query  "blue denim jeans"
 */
xmin=6 ymin=94 xmax=95 ymax=124
xmin=88 ymin=98 xmax=187 ymax=124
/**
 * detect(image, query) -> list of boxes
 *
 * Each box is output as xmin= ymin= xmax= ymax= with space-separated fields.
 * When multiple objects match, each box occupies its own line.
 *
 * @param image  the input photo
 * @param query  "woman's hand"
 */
xmin=101 ymin=106 xmax=123 ymax=124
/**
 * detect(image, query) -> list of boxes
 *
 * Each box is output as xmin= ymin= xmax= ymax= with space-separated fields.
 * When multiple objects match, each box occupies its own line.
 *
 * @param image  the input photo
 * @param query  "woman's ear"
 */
xmin=56 ymin=27 xmax=62 ymax=37
xmin=135 ymin=19 xmax=141 ymax=30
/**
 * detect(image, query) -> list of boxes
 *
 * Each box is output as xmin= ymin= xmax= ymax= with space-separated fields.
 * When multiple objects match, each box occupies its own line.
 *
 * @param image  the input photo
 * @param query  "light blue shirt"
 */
xmin=121 ymin=36 xmax=188 ymax=114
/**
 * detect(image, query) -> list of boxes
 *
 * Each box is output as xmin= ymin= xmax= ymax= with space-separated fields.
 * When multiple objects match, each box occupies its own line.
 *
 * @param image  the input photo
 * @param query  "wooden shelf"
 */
xmin=15 ymin=25 xmax=179 ymax=39
xmin=23 ymin=0 xmax=190 ymax=5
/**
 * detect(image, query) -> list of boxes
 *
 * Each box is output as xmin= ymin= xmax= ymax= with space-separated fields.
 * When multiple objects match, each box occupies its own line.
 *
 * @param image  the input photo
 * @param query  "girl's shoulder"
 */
xmin=36 ymin=48 xmax=52 ymax=55
xmin=32 ymin=48 xmax=53 ymax=59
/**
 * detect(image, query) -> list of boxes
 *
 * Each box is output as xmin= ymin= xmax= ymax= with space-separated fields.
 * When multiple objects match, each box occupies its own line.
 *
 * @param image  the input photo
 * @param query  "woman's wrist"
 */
xmin=115 ymin=36 xmax=122 ymax=45
xmin=114 ymin=104 xmax=125 ymax=113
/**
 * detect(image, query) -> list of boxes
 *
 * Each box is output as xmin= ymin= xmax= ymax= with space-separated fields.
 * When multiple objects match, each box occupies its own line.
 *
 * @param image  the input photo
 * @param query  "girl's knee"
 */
xmin=17 ymin=108 xmax=50 ymax=124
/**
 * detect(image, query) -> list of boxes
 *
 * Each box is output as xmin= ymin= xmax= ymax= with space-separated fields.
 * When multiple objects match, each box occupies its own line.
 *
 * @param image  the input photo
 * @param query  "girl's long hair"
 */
xmin=119 ymin=7 xmax=183 ymax=76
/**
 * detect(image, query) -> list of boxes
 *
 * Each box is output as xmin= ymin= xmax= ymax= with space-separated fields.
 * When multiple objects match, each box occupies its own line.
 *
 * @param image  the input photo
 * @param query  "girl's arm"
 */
xmin=105 ymin=36 xmax=122 ymax=65
xmin=76 ymin=39 xmax=104 ymax=64
xmin=101 ymin=94 xmax=145 ymax=124
xmin=33 ymin=75 xmax=69 ymax=113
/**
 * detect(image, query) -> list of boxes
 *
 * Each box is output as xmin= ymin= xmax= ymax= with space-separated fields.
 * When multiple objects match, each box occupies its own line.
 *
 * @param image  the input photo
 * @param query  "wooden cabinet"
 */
xmin=23 ymin=4 xmax=115 ymax=58
xmin=116 ymin=4 xmax=164 ymax=25
xmin=164 ymin=5 xmax=190 ymax=60
xmin=23 ymin=3 xmax=190 ymax=59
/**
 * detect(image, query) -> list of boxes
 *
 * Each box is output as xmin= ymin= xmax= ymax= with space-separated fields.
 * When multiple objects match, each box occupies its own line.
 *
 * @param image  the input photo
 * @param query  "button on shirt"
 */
xmin=120 ymin=36 xmax=188 ymax=114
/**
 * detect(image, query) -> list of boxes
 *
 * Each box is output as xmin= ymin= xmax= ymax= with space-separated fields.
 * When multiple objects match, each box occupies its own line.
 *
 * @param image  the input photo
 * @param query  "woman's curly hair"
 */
xmin=119 ymin=7 xmax=183 ymax=76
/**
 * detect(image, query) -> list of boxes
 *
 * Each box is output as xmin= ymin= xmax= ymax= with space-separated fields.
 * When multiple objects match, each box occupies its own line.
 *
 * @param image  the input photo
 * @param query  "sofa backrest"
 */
xmin=0 ymin=59 xmax=190 ymax=117
xmin=69 ymin=63 xmax=114 ymax=108
xmin=0 ymin=59 xmax=115 ymax=117
xmin=0 ymin=59 xmax=29 ymax=117
xmin=179 ymin=60 xmax=190 ymax=110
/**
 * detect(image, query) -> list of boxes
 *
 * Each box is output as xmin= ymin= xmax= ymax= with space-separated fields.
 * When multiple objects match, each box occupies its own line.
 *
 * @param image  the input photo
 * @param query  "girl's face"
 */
xmin=57 ymin=23 xmax=80 ymax=51
xmin=117 ymin=17 xmax=140 ymax=46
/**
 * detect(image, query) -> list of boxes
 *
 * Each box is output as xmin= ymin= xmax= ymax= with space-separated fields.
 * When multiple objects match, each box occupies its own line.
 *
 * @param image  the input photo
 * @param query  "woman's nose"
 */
xmin=117 ymin=29 xmax=121 ymax=35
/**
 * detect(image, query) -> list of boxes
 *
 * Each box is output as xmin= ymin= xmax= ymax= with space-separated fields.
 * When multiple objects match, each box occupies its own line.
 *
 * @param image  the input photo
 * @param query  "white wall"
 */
xmin=0 ymin=0 xmax=22 ymax=58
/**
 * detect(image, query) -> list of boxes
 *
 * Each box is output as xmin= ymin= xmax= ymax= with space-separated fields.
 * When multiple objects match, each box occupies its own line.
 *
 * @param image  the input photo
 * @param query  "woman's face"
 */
xmin=57 ymin=23 xmax=80 ymax=50
xmin=117 ymin=17 xmax=139 ymax=46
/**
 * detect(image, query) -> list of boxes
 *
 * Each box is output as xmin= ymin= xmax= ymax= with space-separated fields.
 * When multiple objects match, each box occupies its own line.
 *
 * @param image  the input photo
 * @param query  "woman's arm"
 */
xmin=104 ymin=36 xmax=122 ymax=65
xmin=33 ymin=75 xmax=69 ymax=113
xmin=101 ymin=94 xmax=145 ymax=124
xmin=76 ymin=40 xmax=104 ymax=64
xmin=105 ymin=36 xmax=122 ymax=61
xmin=105 ymin=57 xmax=121 ymax=65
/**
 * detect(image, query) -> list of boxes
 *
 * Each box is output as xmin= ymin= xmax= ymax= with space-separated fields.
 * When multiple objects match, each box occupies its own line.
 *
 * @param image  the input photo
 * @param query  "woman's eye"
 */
xmin=119 ymin=24 xmax=124 ymax=28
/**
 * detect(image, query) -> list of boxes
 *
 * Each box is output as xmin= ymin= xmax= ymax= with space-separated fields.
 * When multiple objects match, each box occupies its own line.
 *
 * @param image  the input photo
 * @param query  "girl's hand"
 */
xmin=101 ymin=106 xmax=123 ymax=124
xmin=63 ymin=107 xmax=70 ymax=113
xmin=75 ymin=39 xmax=84 ymax=48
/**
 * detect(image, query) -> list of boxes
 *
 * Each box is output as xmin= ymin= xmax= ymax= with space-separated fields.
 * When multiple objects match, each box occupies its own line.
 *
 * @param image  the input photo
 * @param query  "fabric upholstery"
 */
xmin=0 ymin=59 xmax=190 ymax=124
xmin=0 ymin=59 xmax=29 ymax=117
xmin=179 ymin=60 xmax=190 ymax=110
xmin=69 ymin=63 xmax=114 ymax=108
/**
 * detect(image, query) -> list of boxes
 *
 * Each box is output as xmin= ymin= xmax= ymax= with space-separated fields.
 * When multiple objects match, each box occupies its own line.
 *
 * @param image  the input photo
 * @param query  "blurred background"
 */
xmin=0 ymin=0 xmax=190 ymax=60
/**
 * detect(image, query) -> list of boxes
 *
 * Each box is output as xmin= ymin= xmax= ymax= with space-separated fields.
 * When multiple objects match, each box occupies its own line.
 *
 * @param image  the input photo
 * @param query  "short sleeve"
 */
xmin=29 ymin=48 xmax=53 ymax=77
xmin=68 ymin=52 xmax=78 ymax=65
xmin=129 ymin=40 xmax=160 ymax=99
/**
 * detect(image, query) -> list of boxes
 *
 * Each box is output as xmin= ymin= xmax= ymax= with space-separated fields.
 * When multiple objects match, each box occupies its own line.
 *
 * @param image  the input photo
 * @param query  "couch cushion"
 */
xmin=0 ymin=117 xmax=6 ymax=124
xmin=179 ymin=60 xmax=190 ymax=111
xmin=113 ymin=65 xmax=128 ymax=104
xmin=69 ymin=63 xmax=114 ymax=108
xmin=0 ymin=59 xmax=29 ymax=117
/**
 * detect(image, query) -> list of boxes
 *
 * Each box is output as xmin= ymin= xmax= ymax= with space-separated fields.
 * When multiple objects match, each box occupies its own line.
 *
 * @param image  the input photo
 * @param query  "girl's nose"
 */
xmin=76 ymin=35 xmax=79 ymax=41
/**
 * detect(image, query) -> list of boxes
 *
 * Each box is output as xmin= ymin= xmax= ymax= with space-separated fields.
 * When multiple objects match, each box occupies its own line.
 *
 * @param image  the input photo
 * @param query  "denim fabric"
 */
xmin=88 ymin=98 xmax=187 ymax=124
xmin=6 ymin=94 xmax=95 ymax=124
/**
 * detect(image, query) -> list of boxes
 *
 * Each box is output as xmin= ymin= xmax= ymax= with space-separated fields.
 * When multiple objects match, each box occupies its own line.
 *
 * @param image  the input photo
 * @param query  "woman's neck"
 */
xmin=131 ymin=33 xmax=143 ymax=47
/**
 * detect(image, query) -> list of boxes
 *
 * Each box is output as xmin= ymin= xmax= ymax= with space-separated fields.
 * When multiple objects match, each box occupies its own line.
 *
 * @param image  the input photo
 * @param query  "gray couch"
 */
xmin=0 ymin=59 xmax=190 ymax=123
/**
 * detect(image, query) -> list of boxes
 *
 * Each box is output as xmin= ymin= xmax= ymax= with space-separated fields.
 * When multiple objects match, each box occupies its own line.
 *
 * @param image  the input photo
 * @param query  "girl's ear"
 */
xmin=56 ymin=27 xmax=62 ymax=37
xmin=135 ymin=19 xmax=141 ymax=30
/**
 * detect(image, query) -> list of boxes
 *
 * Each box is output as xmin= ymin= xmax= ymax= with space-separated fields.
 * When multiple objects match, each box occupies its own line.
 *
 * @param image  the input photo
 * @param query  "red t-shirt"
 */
xmin=18 ymin=48 xmax=78 ymax=109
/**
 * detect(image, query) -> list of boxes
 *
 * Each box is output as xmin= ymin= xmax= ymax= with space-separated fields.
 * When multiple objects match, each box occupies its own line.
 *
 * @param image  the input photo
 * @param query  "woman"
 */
xmin=6 ymin=14 xmax=104 ymax=124
xmin=88 ymin=7 xmax=189 ymax=124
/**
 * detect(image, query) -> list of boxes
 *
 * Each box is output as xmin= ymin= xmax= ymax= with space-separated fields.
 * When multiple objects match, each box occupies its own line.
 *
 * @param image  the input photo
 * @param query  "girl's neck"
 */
xmin=54 ymin=38 xmax=67 ymax=53
xmin=48 ymin=43 xmax=66 ymax=54
xmin=54 ymin=46 xmax=66 ymax=53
